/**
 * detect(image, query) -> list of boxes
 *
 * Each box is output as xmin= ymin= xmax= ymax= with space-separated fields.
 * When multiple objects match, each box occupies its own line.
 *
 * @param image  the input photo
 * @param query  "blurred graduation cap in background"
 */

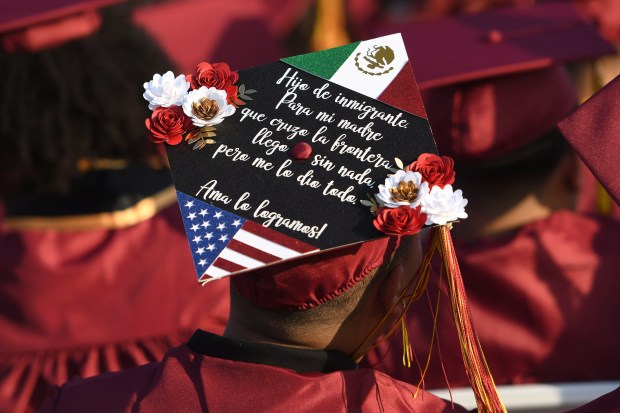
xmin=373 ymin=2 xmax=616 ymax=90
xmin=559 ymin=74 xmax=620 ymax=205
xmin=371 ymin=2 xmax=615 ymax=162
xmin=0 ymin=0 xmax=121 ymax=52
xmin=132 ymin=0 xmax=283 ymax=73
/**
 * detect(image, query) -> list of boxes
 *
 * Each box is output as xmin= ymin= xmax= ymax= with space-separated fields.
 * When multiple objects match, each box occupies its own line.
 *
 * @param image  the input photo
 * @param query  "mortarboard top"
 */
xmin=132 ymin=0 xmax=283 ymax=74
xmin=558 ymin=75 xmax=620 ymax=206
xmin=372 ymin=2 xmax=616 ymax=90
xmin=143 ymin=33 xmax=464 ymax=292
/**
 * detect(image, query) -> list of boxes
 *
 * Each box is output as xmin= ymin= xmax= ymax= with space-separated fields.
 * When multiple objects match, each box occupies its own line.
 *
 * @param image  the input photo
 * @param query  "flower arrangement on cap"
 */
xmin=142 ymin=62 xmax=255 ymax=150
xmin=362 ymin=153 xmax=468 ymax=236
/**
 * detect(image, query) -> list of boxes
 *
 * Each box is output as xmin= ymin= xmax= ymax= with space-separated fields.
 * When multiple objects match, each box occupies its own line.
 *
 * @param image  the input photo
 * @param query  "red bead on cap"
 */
xmin=291 ymin=142 xmax=312 ymax=160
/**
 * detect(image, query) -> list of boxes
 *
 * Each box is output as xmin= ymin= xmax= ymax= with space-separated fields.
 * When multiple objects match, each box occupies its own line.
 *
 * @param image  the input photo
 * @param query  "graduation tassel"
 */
xmin=401 ymin=315 xmax=413 ymax=368
xmin=434 ymin=225 xmax=506 ymax=413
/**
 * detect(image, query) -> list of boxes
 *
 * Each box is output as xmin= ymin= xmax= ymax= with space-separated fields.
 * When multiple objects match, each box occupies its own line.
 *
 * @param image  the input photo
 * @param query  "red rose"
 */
xmin=225 ymin=84 xmax=240 ymax=106
xmin=186 ymin=62 xmax=239 ymax=101
xmin=373 ymin=206 xmax=427 ymax=236
xmin=145 ymin=106 xmax=191 ymax=145
xmin=406 ymin=153 xmax=455 ymax=188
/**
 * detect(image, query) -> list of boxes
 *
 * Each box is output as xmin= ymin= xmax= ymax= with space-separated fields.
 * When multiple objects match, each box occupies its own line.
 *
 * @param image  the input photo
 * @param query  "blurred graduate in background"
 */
xmin=0 ymin=0 xmax=283 ymax=410
xmin=364 ymin=2 xmax=620 ymax=392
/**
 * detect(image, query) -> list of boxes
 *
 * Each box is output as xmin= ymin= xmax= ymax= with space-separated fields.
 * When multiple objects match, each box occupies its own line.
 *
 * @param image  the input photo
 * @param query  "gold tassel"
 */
xmin=434 ymin=226 xmax=506 ymax=413
xmin=401 ymin=315 xmax=413 ymax=368
xmin=596 ymin=183 xmax=614 ymax=216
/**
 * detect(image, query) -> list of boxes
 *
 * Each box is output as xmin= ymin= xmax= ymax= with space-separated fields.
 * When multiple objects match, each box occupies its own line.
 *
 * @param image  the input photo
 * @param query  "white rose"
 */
xmin=421 ymin=184 xmax=468 ymax=226
xmin=375 ymin=170 xmax=429 ymax=208
xmin=143 ymin=71 xmax=190 ymax=110
xmin=182 ymin=86 xmax=236 ymax=127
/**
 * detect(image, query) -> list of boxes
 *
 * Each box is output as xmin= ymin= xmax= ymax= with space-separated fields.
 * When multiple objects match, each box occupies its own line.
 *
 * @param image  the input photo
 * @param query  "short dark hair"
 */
xmin=0 ymin=4 xmax=173 ymax=201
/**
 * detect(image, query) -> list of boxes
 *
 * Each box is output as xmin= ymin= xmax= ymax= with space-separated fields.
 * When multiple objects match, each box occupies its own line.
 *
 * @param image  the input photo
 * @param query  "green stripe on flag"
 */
xmin=281 ymin=41 xmax=361 ymax=79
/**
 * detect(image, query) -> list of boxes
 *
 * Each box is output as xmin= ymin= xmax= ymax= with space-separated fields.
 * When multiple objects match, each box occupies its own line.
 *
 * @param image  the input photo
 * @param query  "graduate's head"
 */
xmin=0 ymin=0 xmax=172 ymax=201
xmin=228 ymin=234 xmax=424 ymax=357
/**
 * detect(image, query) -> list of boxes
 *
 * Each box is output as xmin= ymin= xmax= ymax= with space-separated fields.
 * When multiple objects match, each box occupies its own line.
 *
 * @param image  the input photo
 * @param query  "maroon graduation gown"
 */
xmin=40 ymin=330 xmax=468 ymax=413
xmin=0 ymin=179 xmax=230 ymax=413
xmin=365 ymin=210 xmax=620 ymax=388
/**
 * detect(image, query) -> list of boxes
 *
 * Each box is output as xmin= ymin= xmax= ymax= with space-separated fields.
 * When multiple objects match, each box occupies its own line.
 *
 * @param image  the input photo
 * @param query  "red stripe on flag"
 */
xmin=378 ymin=62 xmax=428 ymax=120
xmin=242 ymin=220 xmax=317 ymax=254
xmin=213 ymin=257 xmax=246 ymax=273
xmin=227 ymin=239 xmax=281 ymax=263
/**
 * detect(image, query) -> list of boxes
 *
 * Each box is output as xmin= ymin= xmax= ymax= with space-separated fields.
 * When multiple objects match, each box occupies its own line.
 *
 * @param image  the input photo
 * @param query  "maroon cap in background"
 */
xmin=369 ymin=2 xmax=615 ymax=161
xmin=0 ymin=0 xmax=122 ymax=52
xmin=0 ymin=0 xmax=120 ymax=33
xmin=423 ymin=65 xmax=577 ymax=161
xmin=373 ymin=2 xmax=615 ymax=90
xmin=132 ymin=0 xmax=283 ymax=73
xmin=558 ymin=74 xmax=620 ymax=205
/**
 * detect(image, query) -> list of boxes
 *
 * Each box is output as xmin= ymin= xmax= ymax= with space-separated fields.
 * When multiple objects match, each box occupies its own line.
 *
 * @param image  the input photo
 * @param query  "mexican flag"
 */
xmin=281 ymin=33 xmax=427 ymax=120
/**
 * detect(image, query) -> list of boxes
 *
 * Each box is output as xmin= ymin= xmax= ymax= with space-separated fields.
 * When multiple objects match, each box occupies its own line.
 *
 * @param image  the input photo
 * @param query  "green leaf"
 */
xmin=238 ymin=84 xmax=246 ymax=94
xmin=360 ymin=200 xmax=373 ymax=207
xmin=244 ymin=89 xmax=257 ymax=94
xmin=242 ymin=95 xmax=253 ymax=101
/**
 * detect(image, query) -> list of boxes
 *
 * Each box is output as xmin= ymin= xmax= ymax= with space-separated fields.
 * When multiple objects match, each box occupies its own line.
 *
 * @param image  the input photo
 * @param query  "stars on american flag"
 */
xmin=177 ymin=191 xmax=249 ymax=279
xmin=176 ymin=190 xmax=317 ymax=282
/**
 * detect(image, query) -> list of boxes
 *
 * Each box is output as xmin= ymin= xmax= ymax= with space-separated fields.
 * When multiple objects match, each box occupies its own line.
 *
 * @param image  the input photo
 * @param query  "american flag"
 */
xmin=176 ymin=191 xmax=317 ymax=281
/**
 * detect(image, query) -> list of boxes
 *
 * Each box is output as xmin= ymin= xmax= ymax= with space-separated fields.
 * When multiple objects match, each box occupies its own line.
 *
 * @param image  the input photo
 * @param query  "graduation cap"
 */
xmin=558 ymin=75 xmax=620 ymax=206
xmin=0 ymin=0 xmax=122 ymax=53
xmin=142 ymin=35 xmax=506 ymax=412
xmin=142 ymin=33 xmax=452 ymax=287
xmin=372 ymin=2 xmax=616 ymax=90
xmin=370 ymin=2 xmax=615 ymax=161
